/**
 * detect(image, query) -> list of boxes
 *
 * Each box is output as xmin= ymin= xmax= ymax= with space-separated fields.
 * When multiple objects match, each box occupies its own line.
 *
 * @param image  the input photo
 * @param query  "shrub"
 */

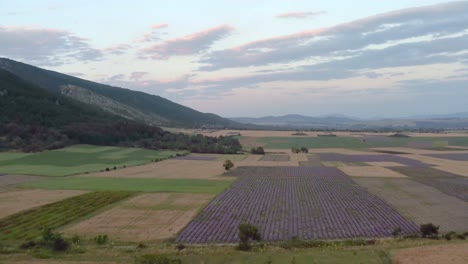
xmin=238 ymin=223 xmax=261 ymax=251
xmin=105 ymin=168 xmax=110 ymax=171
xmin=71 ymin=234 xmax=81 ymax=244
xmin=223 ymin=160 xmax=234 ymax=171
xmin=135 ymin=254 xmax=182 ymax=264
xmin=52 ymin=236 xmax=70 ymax=251
xmin=113 ymin=166 xmax=117 ymax=170
xmin=291 ymin=147 xmax=300 ymax=154
xmin=175 ymin=243 xmax=185 ymax=252
xmin=251 ymin=146 xmax=265 ymax=154
xmin=392 ymin=227 xmax=402 ymax=237
xmin=300 ymin=147 xmax=309 ymax=153
xmin=420 ymin=223 xmax=439 ymax=238
xmin=457 ymin=233 xmax=466 ymax=240
xmin=94 ymin=234 xmax=108 ymax=245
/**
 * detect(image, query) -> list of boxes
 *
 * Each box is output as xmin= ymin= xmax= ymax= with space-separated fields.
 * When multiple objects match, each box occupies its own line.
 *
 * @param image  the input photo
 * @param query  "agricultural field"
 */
xmin=392 ymin=243 xmax=468 ymax=264
xmin=388 ymin=166 xmax=468 ymax=202
xmin=354 ymin=178 xmax=468 ymax=233
xmin=84 ymin=158 xmax=234 ymax=180
xmin=63 ymin=193 xmax=214 ymax=242
xmin=177 ymin=166 xmax=418 ymax=243
xmin=0 ymin=174 xmax=45 ymax=190
xmin=0 ymin=145 xmax=185 ymax=176
xmin=338 ymin=166 xmax=407 ymax=178
xmin=317 ymin=153 xmax=429 ymax=167
xmin=24 ymin=177 xmax=233 ymax=194
xmin=0 ymin=191 xmax=133 ymax=240
xmin=0 ymin=189 xmax=87 ymax=219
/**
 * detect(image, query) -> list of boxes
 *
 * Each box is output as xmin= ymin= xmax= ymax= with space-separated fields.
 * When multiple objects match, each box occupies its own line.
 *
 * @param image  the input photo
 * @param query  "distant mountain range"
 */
xmin=0 ymin=58 xmax=243 ymax=128
xmin=230 ymin=113 xmax=468 ymax=130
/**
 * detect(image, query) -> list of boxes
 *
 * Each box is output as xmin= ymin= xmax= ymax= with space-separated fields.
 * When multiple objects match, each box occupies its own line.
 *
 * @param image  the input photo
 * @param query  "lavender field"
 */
xmin=318 ymin=153 xmax=429 ymax=167
xmin=177 ymin=166 xmax=418 ymax=243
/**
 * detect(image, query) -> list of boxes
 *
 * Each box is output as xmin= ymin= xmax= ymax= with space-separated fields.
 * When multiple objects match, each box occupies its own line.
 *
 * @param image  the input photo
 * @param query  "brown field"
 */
xmin=308 ymin=148 xmax=375 ymax=155
xmin=83 ymin=159 xmax=233 ymax=180
xmin=338 ymin=166 xmax=407 ymax=178
xmin=365 ymin=161 xmax=407 ymax=167
xmin=393 ymin=243 xmax=468 ymax=264
xmin=63 ymin=193 xmax=214 ymax=242
xmin=371 ymin=147 xmax=468 ymax=155
xmin=322 ymin=161 xmax=368 ymax=167
xmin=0 ymin=174 xmax=45 ymax=189
xmin=401 ymin=154 xmax=468 ymax=177
xmin=237 ymin=155 xmax=299 ymax=166
xmin=354 ymin=178 xmax=468 ymax=233
xmin=0 ymin=189 xmax=88 ymax=219
xmin=3 ymin=262 xmax=117 ymax=264
xmin=289 ymin=154 xmax=309 ymax=162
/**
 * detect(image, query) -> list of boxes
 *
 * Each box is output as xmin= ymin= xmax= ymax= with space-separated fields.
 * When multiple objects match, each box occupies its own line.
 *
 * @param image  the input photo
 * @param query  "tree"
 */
xmin=238 ymin=223 xmax=261 ymax=251
xmin=223 ymin=160 xmax=234 ymax=171
xmin=300 ymin=147 xmax=309 ymax=153
xmin=291 ymin=147 xmax=300 ymax=154
xmin=251 ymin=146 xmax=265 ymax=154
xmin=420 ymin=223 xmax=439 ymax=238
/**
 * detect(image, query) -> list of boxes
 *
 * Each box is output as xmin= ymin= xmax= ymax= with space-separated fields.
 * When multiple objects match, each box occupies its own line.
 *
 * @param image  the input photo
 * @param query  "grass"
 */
xmin=0 ymin=191 xmax=133 ymax=240
xmin=0 ymin=144 xmax=187 ymax=176
xmin=256 ymin=136 xmax=468 ymax=149
xmin=24 ymin=177 xmax=233 ymax=194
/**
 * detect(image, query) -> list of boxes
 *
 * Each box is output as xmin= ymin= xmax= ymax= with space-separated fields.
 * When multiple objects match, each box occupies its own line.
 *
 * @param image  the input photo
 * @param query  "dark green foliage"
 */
xmin=279 ymin=238 xmax=373 ymax=249
xmin=251 ymin=146 xmax=265 ymax=154
xmin=71 ymin=235 xmax=81 ymax=244
xmin=457 ymin=233 xmax=466 ymax=240
xmin=300 ymin=147 xmax=309 ymax=153
xmin=94 ymin=234 xmax=108 ymax=245
xmin=223 ymin=160 xmax=234 ymax=171
xmin=392 ymin=227 xmax=402 ymax=237
xmin=389 ymin=133 xmax=411 ymax=138
xmin=291 ymin=147 xmax=308 ymax=154
xmin=135 ymin=254 xmax=182 ymax=264
xmin=175 ymin=243 xmax=185 ymax=252
xmin=19 ymin=228 xmax=70 ymax=252
xmin=420 ymin=223 xmax=439 ymax=238
xmin=238 ymin=223 xmax=261 ymax=251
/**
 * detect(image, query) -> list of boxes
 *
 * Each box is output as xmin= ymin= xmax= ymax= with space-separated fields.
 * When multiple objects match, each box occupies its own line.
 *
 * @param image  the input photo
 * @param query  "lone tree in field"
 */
xmin=291 ymin=147 xmax=300 ymax=154
xmin=238 ymin=223 xmax=261 ymax=251
xmin=251 ymin=146 xmax=265 ymax=154
xmin=223 ymin=160 xmax=234 ymax=171
xmin=300 ymin=147 xmax=309 ymax=153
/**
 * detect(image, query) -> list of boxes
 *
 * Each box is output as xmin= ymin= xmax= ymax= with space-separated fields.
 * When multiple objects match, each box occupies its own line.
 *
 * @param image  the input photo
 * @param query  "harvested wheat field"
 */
xmin=354 ymin=178 xmax=468 ymax=233
xmin=84 ymin=159 xmax=232 ymax=180
xmin=63 ymin=193 xmax=214 ymax=242
xmin=308 ymin=148 xmax=374 ymax=155
xmin=365 ymin=162 xmax=407 ymax=167
xmin=401 ymin=154 xmax=468 ymax=177
xmin=338 ymin=166 xmax=407 ymax=178
xmin=0 ymin=189 xmax=88 ymax=219
xmin=393 ymin=243 xmax=468 ymax=264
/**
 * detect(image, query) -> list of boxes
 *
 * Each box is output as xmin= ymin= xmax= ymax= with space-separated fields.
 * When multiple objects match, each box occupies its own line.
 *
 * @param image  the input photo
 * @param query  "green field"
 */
xmin=0 ymin=145 xmax=186 ymax=176
xmin=25 ymin=177 xmax=233 ymax=194
xmin=0 ymin=191 xmax=133 ymax=240
xmin=255 ymin=136 xmax=468 ymax=149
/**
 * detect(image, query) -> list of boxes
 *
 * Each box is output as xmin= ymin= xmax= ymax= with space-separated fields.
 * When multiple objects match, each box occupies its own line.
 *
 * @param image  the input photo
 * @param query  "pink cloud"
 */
xmin=152 ymin=23 xmax=168 ymax=29
xmin=102 ymin=44 xmax=132 ymax=55
xmin=140 ymin=24 xmax=234 ymax=59
xmin=276 ymin=11 xmax=326 ymax=19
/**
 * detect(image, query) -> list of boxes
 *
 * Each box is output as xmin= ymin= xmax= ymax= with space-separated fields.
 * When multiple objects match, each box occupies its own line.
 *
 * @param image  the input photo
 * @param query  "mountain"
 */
xmin=0 ymin=58 xmax=239 ymax=128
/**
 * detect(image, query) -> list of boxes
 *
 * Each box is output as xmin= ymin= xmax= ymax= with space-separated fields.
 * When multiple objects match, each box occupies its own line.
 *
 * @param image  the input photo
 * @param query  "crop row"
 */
xmin=0 ymin=191 xmax=133 ymax=240
xmin=177 ymin=167 xmax=418 ymax=243
xmin=317 ymin=153 xmax=428 ymax=167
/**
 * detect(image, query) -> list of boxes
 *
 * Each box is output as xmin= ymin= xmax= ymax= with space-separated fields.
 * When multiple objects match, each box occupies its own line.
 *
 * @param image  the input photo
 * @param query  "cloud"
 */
xmin=276 ymin=11 xmax=326 ymax=19
xmin=130 ymin=71 xmax=149 ymax=80
xmin=152 ymin=23 xmax=168 ymax=29
xmin=139 ymin=24 xmax=234 ymax=59
xmin=199 ymin=1 xmax=468 ymax=71
xmin=102 ymin=44 xmax=132 ymax=55
xmin=0 ymin=26 xmax=103 ymax=66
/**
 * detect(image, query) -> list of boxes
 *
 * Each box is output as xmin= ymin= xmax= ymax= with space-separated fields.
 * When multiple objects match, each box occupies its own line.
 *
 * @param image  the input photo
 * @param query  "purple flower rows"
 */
xmin=175 ymin=156 xmax=218 ymax=161
xmin=425 ymin=153 xmax=468 ymax=161
xmin=317 ymin=153 xmax=428 ymax=167
xmin=177 ymin=167 xmax=418 ymax=243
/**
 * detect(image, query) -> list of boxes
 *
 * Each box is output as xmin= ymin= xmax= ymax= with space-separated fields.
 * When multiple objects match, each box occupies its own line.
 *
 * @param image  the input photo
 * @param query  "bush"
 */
xmin=71 ymin=234 xmax=81 ymax=244
xmin=444 ymin=231 xmax=456 ymax=240
xmin=300 ymin=147 xmax=309 ymax=153
xmin=392 ymin=227 xmax=402 ymax=237
xmin=251 ymin=146 xmax=265 ymax=154
xmin=223 ymin=160 xmax=234 ymax=171
xmin=135 ymin=254 xmax=182 ymax=264
xmin=420 ymin=223 xmax=439 ymax=238
xmin=457 ymin=233 xmax=466 ymax=240
xmin=105 ymin=167 xmax=110 ymax=171
xmin=20 ymin=228 xmax=71 ymax=252
xmin=238 ymin=223 xmax=261 ymax=251
xmin=52 ymin=236 xmax=71 ymax=251
xmin=94 ymin=234 xmax=108 ymax=245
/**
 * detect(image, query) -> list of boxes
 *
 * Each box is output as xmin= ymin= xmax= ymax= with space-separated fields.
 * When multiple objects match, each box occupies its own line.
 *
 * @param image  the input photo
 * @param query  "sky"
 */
xmin=1 ymin=0 xmax=468 ymax=118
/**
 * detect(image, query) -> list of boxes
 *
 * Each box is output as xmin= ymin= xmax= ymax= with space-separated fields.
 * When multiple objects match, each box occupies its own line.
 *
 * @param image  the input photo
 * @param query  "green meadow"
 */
xmin=0 ymin=145 xmax=186 ymax=176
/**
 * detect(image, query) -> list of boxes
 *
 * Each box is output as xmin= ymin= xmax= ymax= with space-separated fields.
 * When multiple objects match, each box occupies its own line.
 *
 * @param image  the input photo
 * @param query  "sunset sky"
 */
xmin=1 ymin=0 xmax=467 ymax=118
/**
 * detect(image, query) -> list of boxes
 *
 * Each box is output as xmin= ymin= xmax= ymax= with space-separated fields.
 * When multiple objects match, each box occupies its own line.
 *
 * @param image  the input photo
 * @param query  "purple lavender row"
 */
xmin=317 ymin=153 xmax=429 ymax=167
xmin=176 ymin=167 xmax=418 ymax=243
